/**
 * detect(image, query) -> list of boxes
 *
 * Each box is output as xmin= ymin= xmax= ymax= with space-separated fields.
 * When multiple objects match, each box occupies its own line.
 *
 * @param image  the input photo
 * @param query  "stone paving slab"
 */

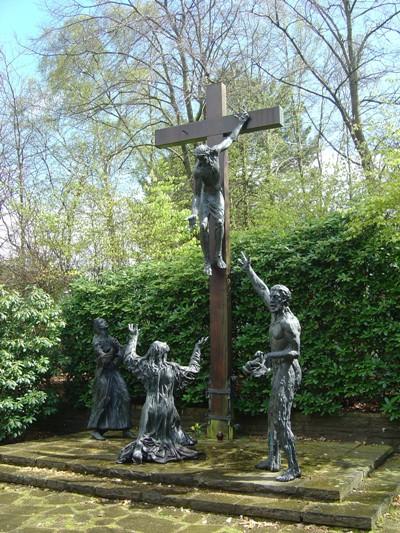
xmin=1 ymin=482 xmax=335 ymax=533
xmin=0 ymin=454 xmax=400 ymax=530
xmin=302 ymin=455 xmax=400 ymax=530
xmin=0 ymin=433 xmax=393 ymax=502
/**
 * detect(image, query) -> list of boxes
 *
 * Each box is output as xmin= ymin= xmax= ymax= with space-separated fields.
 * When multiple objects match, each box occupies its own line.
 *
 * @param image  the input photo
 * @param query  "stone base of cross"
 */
xmin=155 ymin=83 xmax=283 ymax=439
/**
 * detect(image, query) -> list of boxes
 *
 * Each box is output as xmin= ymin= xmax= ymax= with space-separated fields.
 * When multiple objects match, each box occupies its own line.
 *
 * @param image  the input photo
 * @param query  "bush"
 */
xmin=0 ymin=286 xmax=64 ymax=441
xmin=61 ymin=213 xmax=400 ymax=418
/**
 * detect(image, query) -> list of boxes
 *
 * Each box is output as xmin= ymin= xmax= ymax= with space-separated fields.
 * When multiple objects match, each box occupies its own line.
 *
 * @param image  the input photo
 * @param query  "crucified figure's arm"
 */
xmin=211 ymin=111 xmax=249 ymax=153
xmin=188 ymin=173 xmax=203 ymax=230
xmin=188 ymin=112 xmax=249 ymax=230
xmin=238 ymin=251 xmax=271 ymax=310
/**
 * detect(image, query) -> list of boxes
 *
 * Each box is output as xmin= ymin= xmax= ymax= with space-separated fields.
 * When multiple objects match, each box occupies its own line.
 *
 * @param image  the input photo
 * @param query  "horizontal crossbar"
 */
xmin=155 ymin=106 xmax=284 ymax=148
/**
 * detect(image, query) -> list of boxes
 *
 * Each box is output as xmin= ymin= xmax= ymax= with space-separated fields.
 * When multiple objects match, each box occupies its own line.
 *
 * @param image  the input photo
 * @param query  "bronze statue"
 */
xmin=239 ymin=252 xmax=302 ymax=482
xmin=188 ymin=112 xmax=249 ymax=275
xmin=117 ymin=325 xmax=207 ymax=464
xmin=87 ymin=318 xmax=133 ymax=440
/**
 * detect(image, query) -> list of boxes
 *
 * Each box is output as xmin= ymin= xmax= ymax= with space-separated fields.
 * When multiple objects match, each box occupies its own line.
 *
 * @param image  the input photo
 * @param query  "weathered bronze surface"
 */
xmin=240 ymin=253 xmax=302 ymax=482
xmin=87 ymin=318 xmax=133 ymax=441
xmin=188 ymin=110 xmax=248 ymax=275
xmin=155 ymin=83 xmax=284 ymax=439
xmin=117 ymin=326 xmax=207 ymax=464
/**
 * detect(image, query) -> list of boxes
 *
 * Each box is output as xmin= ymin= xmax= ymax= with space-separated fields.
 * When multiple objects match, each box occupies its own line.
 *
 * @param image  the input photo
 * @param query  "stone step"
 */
xmin=0 ymin=434 xmax=393 ymax=502
xmin=0 ymin=455 xmax=400 ymax=530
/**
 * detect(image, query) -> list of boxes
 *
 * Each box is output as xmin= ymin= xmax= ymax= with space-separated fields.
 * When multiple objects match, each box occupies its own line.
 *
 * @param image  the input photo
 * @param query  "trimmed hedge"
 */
xmin=61 ymin=213 xmax=400 ymax=419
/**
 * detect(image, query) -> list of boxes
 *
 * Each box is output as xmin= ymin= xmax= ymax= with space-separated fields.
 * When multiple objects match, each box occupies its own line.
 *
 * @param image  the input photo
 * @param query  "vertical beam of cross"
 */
xmin=206 ymin=83 xmax=233 ymax=439
xmin=155 ymin=84 xmax=284 ymax=440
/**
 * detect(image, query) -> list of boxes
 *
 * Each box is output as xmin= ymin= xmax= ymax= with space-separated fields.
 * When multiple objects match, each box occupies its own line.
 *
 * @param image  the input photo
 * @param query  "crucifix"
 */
xmin=155 ymin=83 xmax=283 ymax=439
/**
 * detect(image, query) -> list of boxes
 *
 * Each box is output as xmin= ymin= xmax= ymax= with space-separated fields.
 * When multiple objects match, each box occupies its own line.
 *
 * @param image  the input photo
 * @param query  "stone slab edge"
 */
xmin=338 ymin=444 xmax=395 ymax=500
xmin=0 ymin=465 xmax=390 ymax=530
xmin=0 ymin=452 xmax=360 ymax=502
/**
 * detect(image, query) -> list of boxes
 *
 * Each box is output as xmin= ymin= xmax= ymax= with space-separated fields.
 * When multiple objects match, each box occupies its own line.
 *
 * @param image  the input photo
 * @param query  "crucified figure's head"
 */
xmin=193 ymin=143 xmax=210 ymax=157
xmin=194 ymin=143 xmax=217 ymax=162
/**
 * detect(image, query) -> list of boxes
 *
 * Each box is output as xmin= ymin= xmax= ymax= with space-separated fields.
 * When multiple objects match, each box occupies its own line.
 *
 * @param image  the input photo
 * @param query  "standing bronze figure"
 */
xmin=239 ymin=253 xmax=302 ymax=482
xmin=87 ymin=318 xmax=133 ymax=440
xmin=188 ymin=112 xmax=249 ymax=276
xmin=118 ymin=325 xmax=207 ymax=464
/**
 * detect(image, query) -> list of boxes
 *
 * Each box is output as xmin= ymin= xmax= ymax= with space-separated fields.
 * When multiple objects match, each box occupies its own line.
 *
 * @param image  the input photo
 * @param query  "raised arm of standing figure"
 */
xmin=175 ymin=336 xmax=208 ymax=388
xmin=238 ymin=251 xmax=271 ymax=309
xmin=123 ymin=324 xmax=142 ymax=373
xmin=211 ymin=111 xmax=249 ymax=153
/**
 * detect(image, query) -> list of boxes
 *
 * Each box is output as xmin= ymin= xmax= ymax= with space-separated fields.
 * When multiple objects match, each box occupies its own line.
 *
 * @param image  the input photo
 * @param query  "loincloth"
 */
xmin=200 ymin=190 xmax=224 ymax=223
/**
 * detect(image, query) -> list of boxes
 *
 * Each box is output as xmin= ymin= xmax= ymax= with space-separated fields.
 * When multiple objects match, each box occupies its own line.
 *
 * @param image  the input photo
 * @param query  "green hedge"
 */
xmin=61 ymin=213 xmax=400 ymax=419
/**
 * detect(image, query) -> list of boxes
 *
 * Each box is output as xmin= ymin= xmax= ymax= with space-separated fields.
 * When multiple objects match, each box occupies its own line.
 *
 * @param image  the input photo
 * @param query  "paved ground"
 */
xmin=1 ymin=433 xmax=400 ymax=531
xmin=0 ymin=482 xmax=399 ymax=532
xmin=0 ymin=482 xmax=344 ymax=532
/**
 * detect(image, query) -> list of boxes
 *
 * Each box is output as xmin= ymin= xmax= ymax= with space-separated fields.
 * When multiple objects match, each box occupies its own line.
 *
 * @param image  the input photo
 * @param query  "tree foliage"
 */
xmin=253 ymin=0 xmax=400 ymax=178
xmin=0 ymin=286 xmax=64 ymax=441
xmin=1 ymin=1 xmax=399 ymax=292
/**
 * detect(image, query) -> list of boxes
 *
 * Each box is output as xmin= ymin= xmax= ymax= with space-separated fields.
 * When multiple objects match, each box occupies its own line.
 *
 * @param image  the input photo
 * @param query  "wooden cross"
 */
xmin=155 ymin=83 xmax=283 ymax=439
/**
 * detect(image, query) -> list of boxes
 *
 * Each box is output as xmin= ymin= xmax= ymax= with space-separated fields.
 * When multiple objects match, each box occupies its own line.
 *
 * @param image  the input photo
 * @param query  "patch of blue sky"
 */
xmin=0 ymin=0 xmax=49 ymax=75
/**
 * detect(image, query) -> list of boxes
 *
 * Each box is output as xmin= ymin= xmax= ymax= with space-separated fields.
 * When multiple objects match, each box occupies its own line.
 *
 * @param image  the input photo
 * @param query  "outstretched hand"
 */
xmin=196 ymin=336 xmax=209 ymax=348
xmin=238 ymin=251 xmax=251 ymax=272
xmin=187 ymin=214 xmax=197 ymax=231
xmin=235 ymin=110 xmax=250 ymax=124
xmin=128 ymin=324 xmax=139 ymax=337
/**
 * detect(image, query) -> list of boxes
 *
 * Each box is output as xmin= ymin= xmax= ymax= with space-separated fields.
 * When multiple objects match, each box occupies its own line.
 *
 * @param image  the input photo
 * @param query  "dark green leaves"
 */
xmin=61 ymin=212 xmax=400 ymax=419
xmin=0 ymin=287 xmax=64 ymax=441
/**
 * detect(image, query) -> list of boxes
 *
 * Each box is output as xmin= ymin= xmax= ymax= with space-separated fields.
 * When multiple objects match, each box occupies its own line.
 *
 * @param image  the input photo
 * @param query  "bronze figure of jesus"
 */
xmin=156 ymin=84 xmax=283 ymax=436
xmin=188 ymin=112 xmax=249 ymax=276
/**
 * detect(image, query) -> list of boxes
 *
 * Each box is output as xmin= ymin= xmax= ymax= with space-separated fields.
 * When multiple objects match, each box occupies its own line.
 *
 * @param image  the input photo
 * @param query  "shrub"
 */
xmin=61 ymin=213 xmax=400 ymax=418
xmin=0 ymin=286 xmax=64 ymax=441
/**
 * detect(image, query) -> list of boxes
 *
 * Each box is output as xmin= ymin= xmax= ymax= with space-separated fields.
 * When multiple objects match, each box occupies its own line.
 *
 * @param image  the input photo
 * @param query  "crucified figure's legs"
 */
xmin=200 ymin=218 xmax=212 ymax=276
xmin=214 ymin=219 xmax=226 ymax=270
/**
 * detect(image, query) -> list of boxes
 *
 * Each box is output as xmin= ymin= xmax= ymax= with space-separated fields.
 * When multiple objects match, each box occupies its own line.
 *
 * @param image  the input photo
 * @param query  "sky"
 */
xmin=0 ymin=0 xmax=49 ymax=73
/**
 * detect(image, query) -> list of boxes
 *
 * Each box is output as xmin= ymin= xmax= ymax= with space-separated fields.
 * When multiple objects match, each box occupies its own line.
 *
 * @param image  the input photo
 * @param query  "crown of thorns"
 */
xmin=194 ymin=144 xmax=211 ymax=156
